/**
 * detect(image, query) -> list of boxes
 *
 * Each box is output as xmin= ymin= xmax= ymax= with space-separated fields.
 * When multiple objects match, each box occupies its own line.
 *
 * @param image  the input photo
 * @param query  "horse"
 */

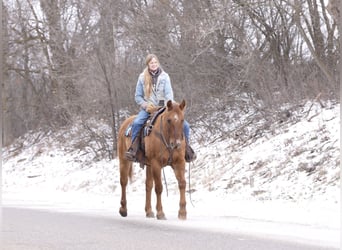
xmin=117 ymin=100 xmax=187 ymax=220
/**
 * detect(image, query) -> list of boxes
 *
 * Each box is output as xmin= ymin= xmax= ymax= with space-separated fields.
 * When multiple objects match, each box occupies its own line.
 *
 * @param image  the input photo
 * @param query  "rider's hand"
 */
xmin=146 ymin=103 xmax=156 ymax=113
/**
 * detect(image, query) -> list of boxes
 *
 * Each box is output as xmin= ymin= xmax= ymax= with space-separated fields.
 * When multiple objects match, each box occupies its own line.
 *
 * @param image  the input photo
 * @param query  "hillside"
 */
xmin=2 ymin=101 xmax=340 ymax=246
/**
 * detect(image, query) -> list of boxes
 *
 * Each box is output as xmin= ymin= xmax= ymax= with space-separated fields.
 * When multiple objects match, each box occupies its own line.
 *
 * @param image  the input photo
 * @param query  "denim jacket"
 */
xmin=135 ymin=70 xmax=174 ymax=109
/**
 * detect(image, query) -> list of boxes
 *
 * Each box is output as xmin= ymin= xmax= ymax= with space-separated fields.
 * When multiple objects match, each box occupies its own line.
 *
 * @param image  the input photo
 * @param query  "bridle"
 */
xmin=155 ymin=113 xmax=184 ymax=165
xmin=153 ymin=108 xmax=195 ymax=207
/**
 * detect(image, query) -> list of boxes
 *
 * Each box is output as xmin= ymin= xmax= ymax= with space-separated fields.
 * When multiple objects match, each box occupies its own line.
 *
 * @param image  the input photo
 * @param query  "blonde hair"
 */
xmin=143 ymin=54 xmax=159 ymax=98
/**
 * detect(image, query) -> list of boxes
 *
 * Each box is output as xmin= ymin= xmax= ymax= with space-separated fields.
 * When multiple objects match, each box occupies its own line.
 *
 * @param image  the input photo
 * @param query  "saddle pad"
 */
xmin=125 ymin=123 xmax=151 ymax=138
xmin=125 ymin=124 xmax=132 ymax=137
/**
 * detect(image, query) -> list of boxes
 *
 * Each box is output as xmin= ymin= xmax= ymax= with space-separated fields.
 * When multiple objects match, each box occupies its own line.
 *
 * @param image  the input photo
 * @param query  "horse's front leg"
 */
xmin=174 ymin=164 xmax=187 ymax=220
xmin=145 ymin=166 xmax=155 ymax=218
xmin=153 ymin=164 xmax=166 ymax=220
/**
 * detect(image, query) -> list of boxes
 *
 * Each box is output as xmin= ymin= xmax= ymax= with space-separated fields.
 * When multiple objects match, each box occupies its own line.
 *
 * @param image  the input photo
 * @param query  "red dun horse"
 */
xmin=118 ymin=100 xmax=187 ymax=220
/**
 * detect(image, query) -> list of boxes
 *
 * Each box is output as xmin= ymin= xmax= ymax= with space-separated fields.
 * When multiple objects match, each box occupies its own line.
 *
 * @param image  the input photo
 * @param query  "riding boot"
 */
xmin=125 ymin=138 xmax=139 ymax=161
xmin=185 ymin=142 xmax=196 ymax=162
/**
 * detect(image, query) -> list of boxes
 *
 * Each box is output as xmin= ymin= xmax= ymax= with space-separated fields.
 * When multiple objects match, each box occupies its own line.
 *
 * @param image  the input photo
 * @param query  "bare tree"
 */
xmin=293 ymin=0 xmax=338 ymax=85
xmin=2 ymin=0 xmax=340 ymax=149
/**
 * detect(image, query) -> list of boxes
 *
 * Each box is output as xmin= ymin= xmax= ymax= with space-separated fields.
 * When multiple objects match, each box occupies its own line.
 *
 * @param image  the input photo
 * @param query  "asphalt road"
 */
xmin=1 ymin=207 xmax=337 ymax=250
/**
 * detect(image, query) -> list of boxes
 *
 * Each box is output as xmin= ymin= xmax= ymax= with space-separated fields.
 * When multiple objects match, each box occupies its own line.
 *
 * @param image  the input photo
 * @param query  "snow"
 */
xmin=2 ymin=101 xmax=340 ymax=248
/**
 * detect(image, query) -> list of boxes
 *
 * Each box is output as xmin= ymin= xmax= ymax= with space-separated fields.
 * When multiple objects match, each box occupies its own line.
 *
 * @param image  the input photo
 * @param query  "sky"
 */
xmin=2 ymin=101 xmax=340 ymax=249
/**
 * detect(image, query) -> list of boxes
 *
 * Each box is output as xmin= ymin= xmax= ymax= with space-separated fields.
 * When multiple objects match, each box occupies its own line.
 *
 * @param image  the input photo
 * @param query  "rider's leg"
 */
xmin=125 ymin=110 xmax=150 ymax=161
xmin=184 ymin=121 xmax=196 ymax=162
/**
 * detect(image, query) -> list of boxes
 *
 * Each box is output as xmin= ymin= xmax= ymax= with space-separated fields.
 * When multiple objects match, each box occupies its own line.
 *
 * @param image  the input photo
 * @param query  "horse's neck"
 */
xmin=150 ymin=107 xmax=166 ymax=126
xmin=154 ymin=114 xmax=168 ymax=137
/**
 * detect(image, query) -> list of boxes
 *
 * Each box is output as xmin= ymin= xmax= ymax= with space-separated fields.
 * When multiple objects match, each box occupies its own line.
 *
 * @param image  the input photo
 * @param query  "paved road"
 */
xmin=1 ymin=207 xmax=337 ymax=250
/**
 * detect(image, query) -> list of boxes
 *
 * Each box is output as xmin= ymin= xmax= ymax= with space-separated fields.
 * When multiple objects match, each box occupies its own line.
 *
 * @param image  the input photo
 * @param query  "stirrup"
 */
xmin=185 ymin=145 xmax=196 ymax=162
xmin=125 ymin=148 xmax=136 ymax=161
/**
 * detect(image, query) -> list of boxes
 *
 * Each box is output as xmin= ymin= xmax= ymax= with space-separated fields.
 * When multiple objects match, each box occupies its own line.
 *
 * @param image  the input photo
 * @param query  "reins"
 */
xmin=161 ymin=161 xmax=195 ymax=207
xmin=162 ymin=167 xmax=168 ymax=196
xmin=187 ymin=161 xmax=195 ymax=207
xmin=156 ymin=115 xmax=175 ymax=165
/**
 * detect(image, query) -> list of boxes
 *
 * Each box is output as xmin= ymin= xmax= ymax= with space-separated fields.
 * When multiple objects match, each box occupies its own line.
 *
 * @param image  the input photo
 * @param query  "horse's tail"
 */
xmin=118 ymin=115 xmax=136 ymax=183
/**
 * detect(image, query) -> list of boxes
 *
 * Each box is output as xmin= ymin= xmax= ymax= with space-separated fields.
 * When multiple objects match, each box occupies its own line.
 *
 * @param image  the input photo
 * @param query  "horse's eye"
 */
xmin=167 ymin=119 xmax=171 ymax=124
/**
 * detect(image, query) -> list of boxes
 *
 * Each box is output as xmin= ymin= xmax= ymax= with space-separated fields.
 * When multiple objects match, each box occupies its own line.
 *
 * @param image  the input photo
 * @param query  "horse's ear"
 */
xmin=167 ymin=100 xmax=173 ymax=110
xmin=180 ymin=99 xmax=186 ymax=111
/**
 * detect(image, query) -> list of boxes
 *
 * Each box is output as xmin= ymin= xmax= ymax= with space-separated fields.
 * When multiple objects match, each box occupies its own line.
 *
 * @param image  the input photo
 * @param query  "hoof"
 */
xmin=178 ymin=212 xmax=187 ymax=220
xmin=119 ymin=208 xmax=127 ymax=217
xmin=157 ymin=213 xmax=166 ymax=220
xmin=146 ymin=211 xmax=155 ymax=218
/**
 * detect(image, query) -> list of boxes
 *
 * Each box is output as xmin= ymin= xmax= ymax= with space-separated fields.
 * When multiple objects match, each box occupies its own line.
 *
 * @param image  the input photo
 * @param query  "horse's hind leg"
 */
xmin=119 ymin=160 xmax=131 ymax=217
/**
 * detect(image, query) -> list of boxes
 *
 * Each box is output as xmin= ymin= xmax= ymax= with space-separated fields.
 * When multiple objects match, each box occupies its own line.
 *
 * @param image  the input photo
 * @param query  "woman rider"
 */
xmin=125 ymin=54 xmax=196 ymax=162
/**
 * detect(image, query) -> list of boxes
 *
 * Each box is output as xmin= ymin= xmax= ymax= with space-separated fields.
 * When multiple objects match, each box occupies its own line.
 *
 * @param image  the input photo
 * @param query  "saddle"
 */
xmin=125 ymin=107 xmax=166 ymax=166
xmin=125 ymin=106 xmax=165 ymax=138
xmin=144 ymin=106 xmax=166 ymax=136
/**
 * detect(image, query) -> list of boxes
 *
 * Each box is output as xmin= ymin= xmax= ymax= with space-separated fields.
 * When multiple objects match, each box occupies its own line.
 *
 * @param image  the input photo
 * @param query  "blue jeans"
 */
xmin=131 ymin=109 xmax=191 ymax=143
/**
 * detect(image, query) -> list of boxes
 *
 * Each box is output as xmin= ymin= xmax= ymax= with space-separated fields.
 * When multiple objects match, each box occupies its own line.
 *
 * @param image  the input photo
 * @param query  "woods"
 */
xmin=2 ymin=0 xmax=340 ymax=151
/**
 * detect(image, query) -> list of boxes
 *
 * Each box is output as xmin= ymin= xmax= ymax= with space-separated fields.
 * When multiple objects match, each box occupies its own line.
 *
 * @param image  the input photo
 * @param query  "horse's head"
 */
xmin=162 ymin=100 xmax=186 ymax=149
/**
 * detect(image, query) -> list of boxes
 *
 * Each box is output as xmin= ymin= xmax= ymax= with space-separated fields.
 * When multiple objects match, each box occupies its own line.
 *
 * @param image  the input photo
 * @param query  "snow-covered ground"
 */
xmin=2 ymin=101 xmax=340 ymax=248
